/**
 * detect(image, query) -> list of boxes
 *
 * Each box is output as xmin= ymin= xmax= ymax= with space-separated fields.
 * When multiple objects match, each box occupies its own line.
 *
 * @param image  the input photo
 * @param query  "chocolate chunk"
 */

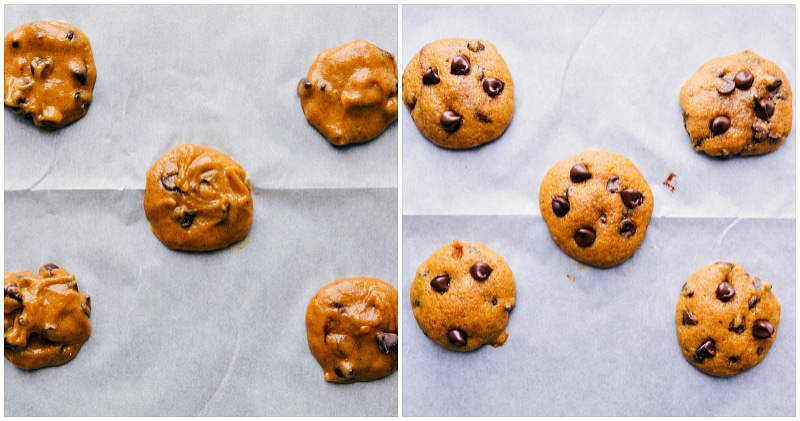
xmin=747 ymin=295 xmax=760 ymax=310
xmin=606 ymin=176 xmax=620 ymax=193
xmin=694 ymin=338 xmax=716 ymax=362
xmin=570 ymin=163 xmax=591 ymax=182
xmin=376 ymin=332 xmax=398 ymax=353
xmin=574 ymin=227 xmax=596 ymax=247
xmin=440 ymin=110 xmax=462 ymax=132
xmin=715 ymin=281 xmax=735 ymax=302
xmin=752 ymin=319 xmax=775 ymax=339
xmin=755 ymin=98 xmax=775 ymax=120
xmin=181 ymin=212 xmax=195 ymax=228
xmin=161 ymin=173 xmax=178 ymax=191
xmin=422 ymin=66 xmax=440 ymax=85
xmin=482 ymin=78 xmax=504 ymax=97
xmin=682 ymin=308 xmax=698 ymax=325
xmin=467 ymin=40 xmax=485 ymax=52
xmin=619 ymin=219 xmax=637 ymax=238
xmin=551 ymin=196 xmax=570 ymax=217
xmin=4 ymin=284 xmax=21 ymax=301
xmin=42 ymin=263 xmax=60 ymax=271
xmin=447 ymin=329 xmax=467 ymax=347
xmin=451 ymin=55 xmax=470 ymax=75
xmin=710 ymin=116 xmax=731 ymax=135
xmin=620 ymin=189 xmax=643 ymax=208
xmin=767 ymin=77 xmax=783 ymax=91
xmin=716 ymin=77 xmax=735 ymax=95
xmin=430 ymin=273 xmax=450 ymax=292
xmin=733 ymin=70 xmax=754 ymax=90
xmin=470 ymin=262 xmax=492 ymax=281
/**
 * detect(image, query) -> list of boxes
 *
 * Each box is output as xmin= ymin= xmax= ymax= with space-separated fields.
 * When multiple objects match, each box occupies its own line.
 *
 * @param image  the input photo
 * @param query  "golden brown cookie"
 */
xmin=305 ymin=277 xmax=398 ymax=383
xmin=143 ymin=143 xmax=253 ymax=251
xmin=680 ymin=50 xmax=793 ymax=157
xmin=298 ymin=40 xmax=398 ymax=146
xmin=676 ymin=262 xmax=781 ymax=377
xmin=410 ymin=241 xmax=515 ymax=352
xmin=402 ymin=38 xmax=514 ymax=149
xmin=4 ymin=264 xmax=92 ymax=370
xmin=4 ymin=21 xmax=96 ymax=130
xmin=539 ymin=150 xmax=654 ymax=268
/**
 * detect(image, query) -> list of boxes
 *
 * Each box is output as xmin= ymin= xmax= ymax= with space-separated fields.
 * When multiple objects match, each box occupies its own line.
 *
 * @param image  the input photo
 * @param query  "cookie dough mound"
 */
xmin=305 ymin=277 xmax=398 ymax=383
xmin=410 ymin=241 xmax=515 ymax=352
xmin=4 ymin=21 xmax=96 ymax=129
xmin=144 ymin=143 xmax=253 ymax=251
xmin=539 ymin=150 xmax=654 ymax=268
xmin=4 ymin=264 xmax=92 ymax=370
xmin=680 ymin=50 xmax=793 ymax=157
xmin=402 ymin=38 xmax=514 ymax=149
xmin=676 ymin=262 xmax=781 ymax=377
xmin=298 ymin=40 xmax=398 ymax=146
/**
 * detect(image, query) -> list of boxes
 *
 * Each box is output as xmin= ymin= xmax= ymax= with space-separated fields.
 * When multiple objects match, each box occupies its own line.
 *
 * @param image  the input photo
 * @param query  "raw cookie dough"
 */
xmin=539 ymin=150 xmax=654 ymax=268
xmin=402 ymin=38 xmax=514 ymax=149
xmin=298 ymin=40 xmax=398 ymax=146
xmin=4 ymin=20 xmax=96 ymax=130
xmin=680 ymin=50 xmax=793 ymax=157
xmin=4 ymin=264 xmax=92 ymax=370
xmin=676 ymin=262 xmax=781 ymax=377
xmin=305 ymin=277 xmax=398 ymax=383
xmin=410 ymin=241 xmax=515 ymax=352
xmin=144 ymin=143 xmax=253 ymax=251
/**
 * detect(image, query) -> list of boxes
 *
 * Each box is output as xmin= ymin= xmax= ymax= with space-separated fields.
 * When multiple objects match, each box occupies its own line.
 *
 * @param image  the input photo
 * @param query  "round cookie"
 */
xmin=410 ymin=240 xmax=515 ymax=352
xmin=402 ymin=38 xmax=514 ymax=149
xmin=4 ymin=21 xmax=96 ymax=130
xmin=676 ymin=262 xmax=781 ymax=377
xmin=538 ymin=150 xmax=654 ymax=268
xmin=143 ymin=143 xmax=253 ymax=251
xmin=305 ymin=277 xmax=398 ymax=383
xmin=680 ymin=50 xmax=793 ymax=157
xmin=298 ymin=40 xmax=398 ymax=146
xmin=4 ymin=264 xmax=92 ymax=370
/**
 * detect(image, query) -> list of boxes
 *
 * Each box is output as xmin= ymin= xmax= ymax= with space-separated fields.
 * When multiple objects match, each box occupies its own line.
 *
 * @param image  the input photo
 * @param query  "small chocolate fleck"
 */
xmin=66 ymin=30 xmax=75 ymax=41
xmin=440 ymin=110 xmax=462 ymax=132
xmin=470 ymin=262 xmax=492 ymax=281
xmin=574 ymin=227 xmax=596 ymax=247
xmin=570 ymin=163 xmax=591 ymax=183
xmin=752 ymin=319 xmax=775 ymax=339
xmin=662 ymin=172 xmax=677 ymax=192
xmin=606 ymin=176 xmax=620 ymax=193
xmin=755 ymin=98 xmax=775 ymax=120
xmin=43 ymin=263 xmax=59 ymax=271
xmin=733 ymin=70 xmax=754 ymax=90
xmin=693 ymin=338 xmax=716 ymax=362
xmin=475 ymin=111 xmax=492 ymax=123
xmin=710 ymin=116 xmax=731 ymax=135
xmin=716 ymin=77 xmax=735 ymax=95
xmin=619 ymin=219 xmax=637 ymax=238
xmin=407 ymin=92 xmax=417 ymax=110
xmin=482 ymin=78 xmax=504 ymax=97
xmin=551 ymin=196 xmax=570 ymax=217
xmin=430 ymin=273 xmax=450 ymax=292
xmin=422 ymin=66 xmax=440 ymax=85
xmin=451 ymin=55 xmax=470 ymax=75
xmin=620 ymin=189 xmax=643 ymax=208
xmin=747 ymin=295 xmax=760 ymax=310
xmin=682 ymin=308 xmax=698 ymax=325
xmin=599 ymin=215 xmax=607 ymax=224
xmin=447 ymin=329 xmax=467 ymax=347
xmin=492 ymin=297 xmax=497 ymax=306
xmin=728 ymin=356 xmax=740 ymax=365
xmin=715 ymin=281 xmax=735 ymax=302
xmin=757 ymin=347 xmax=763 ymax=356
xmin=181 ymin=212 xmax=195 ymax=228
xmin=320 ymin=83 xmax=327 ymax=92
xmin=467 ymin=40 xmax=485 ymax=52
xmin=413 ymin=297 xmax=420 ymax=307
xmin=376 ymin=332 xmax=398 ymax=354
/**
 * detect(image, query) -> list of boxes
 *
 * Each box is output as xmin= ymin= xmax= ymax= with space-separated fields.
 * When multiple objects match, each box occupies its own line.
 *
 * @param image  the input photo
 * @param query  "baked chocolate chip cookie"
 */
xmin=305 ymin=277 xmax=398 ymax=383
xmin=402 ymin=38 xmax=514 ymax=149
xmin=4 ymin=264 xmax=92 ymax=370
xmin=410 ymin=241 xmax=515 ymax=352
xmin=676 ymin=262 xmax=781 ymax=377
xmin=539 ymin=150 xmax=654 ymax=268
xmin=680 ymin=50 xmax=793 ymax=157
xmin=4 ymin=21 xmax=96 ymax=129
xmin=298 ymin=40 xmax=398 ymax=146
xmin=143 ymin=143 xmax=253 ymax=251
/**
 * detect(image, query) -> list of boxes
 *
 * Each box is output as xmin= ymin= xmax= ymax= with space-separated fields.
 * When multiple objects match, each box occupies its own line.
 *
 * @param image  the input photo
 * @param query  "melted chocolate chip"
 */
xmin=606 ymin=176 xmax=620 ymax=193
xmin=447 ymin=329 xmax=467 ymax=347
xmin=710 ymin=116 xmax=731 ymax=135
xmin=73 ymin=64 xmax=88 ymax=85
xmin=619 ymin=219 xmax=637 ymax=238
xmin=551 ymin=196 xmax=570 ymax=217
xmin=467 ymin=40 xmax=485 ymax=52
xmin=470 ymin=262 xmax=492 ymax=281
xmin=715 ymin=281 xmax=735 ymax=302
xmin=422 ymin=66 xmax=440 ymax=85
xmin=181 ymin=212 xmax=195 ymax=228
xmin=440 ymin=110 xmax=462 ymax=132
xmin=755 ymin=98 xmax=775 ymax=120
xmin=747 ymin=295 xmax=760 ymax=310
xmin=574 ymin=227 xmax=596 ymax=247
xmin=4 ymin=284 xmax=21 ymax=301
xmin=682 ymin=308 xmax=698 ymax=325
xmin=620 ymin=189 xmax=643 ymax=208
xmin=767 ymin=77 xmax=783 ymax=91
xmin=693 ymin=338 xmax=716 ymax=362
xmin=482 ymin=78 xmax=504 ymax=97
xmin=451 ymin=55 xmax=470 ymax=75
xmin=716 ymin=77 xmax=735 ymax=95
xmin=430 ymin=273 xmax=450 ymax=292
xmin=752 ymin=319 xmax=775 ymax=339
xmin=42 ymin=263 xmax=60 ymax=271
xmin=570 ymin=163 xmax=591 ymax=183
xmin=161 ymin=173 xmax=178 ymax=191
xmin=376 ymin=332 xmax=398 ymax=354
xmin=733 ymin=70 xmax=754 ymax=90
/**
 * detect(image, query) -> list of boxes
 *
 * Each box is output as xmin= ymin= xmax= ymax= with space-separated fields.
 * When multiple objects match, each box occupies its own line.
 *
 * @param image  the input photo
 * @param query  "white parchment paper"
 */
xmin=4 ymin=4 xmax=398 ymax=417
xmin=401 ymin=4 xmax=795 ymax=417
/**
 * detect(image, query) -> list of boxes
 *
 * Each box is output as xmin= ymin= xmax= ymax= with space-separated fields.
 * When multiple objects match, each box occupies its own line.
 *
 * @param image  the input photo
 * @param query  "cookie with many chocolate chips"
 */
xmin=4 ymin=21 xmax=96 ymax=130
xmin=402 ymin=38 xmax=514 ymax=149
xmin=680 ymin=50 xmax=793 ymax=157
xmin=676 ymin=262 xmax=781 ymax=377
xmin=305 ymin=277 xmax=398 ymax=383
xmin=410 ymin=241 xmax=515 ymax=352
xmin=539 ymin=150 xmax=653 ymax=268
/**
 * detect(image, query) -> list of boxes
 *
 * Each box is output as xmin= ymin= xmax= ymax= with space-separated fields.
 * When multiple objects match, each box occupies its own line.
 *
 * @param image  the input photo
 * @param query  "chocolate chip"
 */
xmin=422 ymin=66 xmax=440 ymax=85
xmin=440 ymin=110 xmax=462 ymax=132
xmin=710 ymin=116 xmax=731 ymax=135
xmin=161 ymin=173 xmax=178 ymax=191
xmin=715 ymin=281 xmax=735 ymax=302
xmin=42 ymin=263 xmax=59 ymax=271
xmin=752 ymin=319 xmax=775 ymax=339
xmin=620 ymin=189 xmax=643 ymax=208
xmin=606 ymin=176 xmax=620 ymax=193
xmin=320 ymin=83 xmax=326 ymax=92
xmin=728 ymin=356 xmax=740 ymax=365
xmin=728 ymin=317 xmax=745 ymax=334
xmin=451 ymin=55 xmax=470 ymax=75
xmin=619 ymin=219 xmax=637 ymax=238
xmin=733 ymin=70 xmax=754 ymax=90
xmin=716 ymin=77 xmax=735 ymax=95
xmin=574 ymin=227 xmax=596 ymax=247
xmin=376 ymin=332 xmax=398 ymax=353
xmin=181 ymin=212 xmax=195 ymax=228
xmin=299 ymin=77 xmax=311 ymax=89
xmin=757 ymin=347 xmax=763 ymax=356
xmin=11 ymin=41 xmax=19 ymax=48
xmin=752 ymin=122 xmax=769 ymax=141
xmin=599 ymin=215 xmax=606 ymax=224
xmin=333 ymin=367 xmax=344 ymax=378
xmin=413 ymin=297 xmax=420 ymax=307
xmin=492 ymin=297 xmax=497 ymax=306
xmin=73 ymin=63 xmax=88 ymax=85
xmin=4 ymin=284 xmax=21 ymax=301
xmin=430 ymin=273 xmax=450 ymax=292
xmin=467 ymin=40 xmax=485 ymax=52
xmin=682 ymin=308 xmax=698 ymax=325
xmin=475 ymin=111 xmax=492 ymax=123
xmin=470 ymin=262 xmax=492 ymax=281
xmin=482 ymin=78 xmax=504 ymax=97
xmin=767 ymin=77 xmax=783 ymax=91
xmin=66 ymin=30 xmax=74 ymax=41
xmin=693 ymin=338 xmax=716 ymax=362
xmin=447 ymin=329 xmax=467 ymax=347
xmin=768 ymin=133 xmax=781 ymax=143
xmin=551 ymin=196 xmax=570 ymax=217
xmin=747 ymin=295 xmax=760 ymax=310
xmin=570 ymin=163 xmax=591 ymax=182
xmin=755 ymin=98 xmax=775 ymax=120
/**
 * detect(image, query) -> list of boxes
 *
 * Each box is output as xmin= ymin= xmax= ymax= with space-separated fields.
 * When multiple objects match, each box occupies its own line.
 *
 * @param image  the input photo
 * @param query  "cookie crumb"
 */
xmin=663 ymin=172 xmax=677 ymax=192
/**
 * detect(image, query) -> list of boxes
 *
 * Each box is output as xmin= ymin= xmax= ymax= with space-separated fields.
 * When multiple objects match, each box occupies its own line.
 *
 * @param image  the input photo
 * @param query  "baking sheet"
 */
xmin=4 ymin=4 xmax=398 ymax=417
xmin=401 ymin=4 xmax=795 ymax=417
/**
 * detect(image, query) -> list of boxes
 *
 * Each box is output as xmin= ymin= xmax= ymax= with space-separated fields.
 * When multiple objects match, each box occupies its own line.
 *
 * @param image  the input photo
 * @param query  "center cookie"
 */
xmin=402 ymin=38 xmax=514 ymax=149
xmin=538 ymin=150 xmax=654 ymax=268
xmin=410 ymin=241 xmax=515 ymax=352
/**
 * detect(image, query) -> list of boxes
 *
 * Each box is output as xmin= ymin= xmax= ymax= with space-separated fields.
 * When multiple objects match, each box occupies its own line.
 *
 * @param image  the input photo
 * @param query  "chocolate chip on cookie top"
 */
xmin=680 ymin=50 xmax=793 ymax=157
